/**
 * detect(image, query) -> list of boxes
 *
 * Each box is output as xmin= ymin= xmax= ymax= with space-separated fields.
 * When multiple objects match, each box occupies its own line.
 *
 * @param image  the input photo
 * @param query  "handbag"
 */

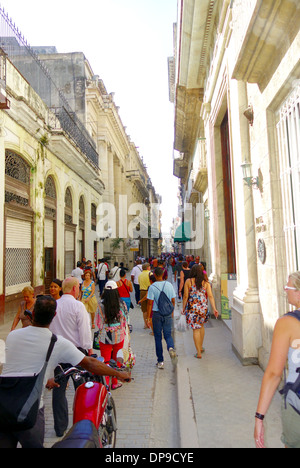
xmin=0 ymin=333 xmax=57 ymax=432
xmin=176 ymin=314 xmax=188 ymax=332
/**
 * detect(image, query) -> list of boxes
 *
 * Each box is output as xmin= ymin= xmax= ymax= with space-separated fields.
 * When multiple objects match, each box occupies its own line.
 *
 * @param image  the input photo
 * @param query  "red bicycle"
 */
xmin=52 ymin=357 xmax=129 ymax=448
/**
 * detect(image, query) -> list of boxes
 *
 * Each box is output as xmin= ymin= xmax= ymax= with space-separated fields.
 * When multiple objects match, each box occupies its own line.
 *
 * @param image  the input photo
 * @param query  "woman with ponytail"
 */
xmin=182 ymin=264 xmax=218 ymax=359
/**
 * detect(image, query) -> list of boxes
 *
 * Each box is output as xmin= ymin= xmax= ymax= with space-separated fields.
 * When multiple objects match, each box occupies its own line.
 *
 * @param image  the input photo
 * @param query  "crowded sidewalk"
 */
xmin=0 ymin=266 xmax=284 ymax=449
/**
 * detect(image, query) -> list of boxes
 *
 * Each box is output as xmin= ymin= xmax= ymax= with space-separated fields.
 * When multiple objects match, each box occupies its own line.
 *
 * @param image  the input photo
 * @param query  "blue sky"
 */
xmin=0 ymin=0 xmax=179 ymax=234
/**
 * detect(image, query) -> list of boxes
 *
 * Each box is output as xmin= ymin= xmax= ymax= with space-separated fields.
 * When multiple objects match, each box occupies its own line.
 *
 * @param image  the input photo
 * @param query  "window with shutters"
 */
xmin=5 ymin=151 xmax=32 ymax=295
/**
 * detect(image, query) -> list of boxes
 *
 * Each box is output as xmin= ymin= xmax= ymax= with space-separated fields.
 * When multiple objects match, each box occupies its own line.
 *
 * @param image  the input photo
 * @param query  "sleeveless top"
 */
xmin=19 ymin=301 xmax=35 ymax=327
xmin=118 ymin=279 xmax=131 ymax=298
xmin=284 ymin=311 xmax=300 ymax=383
xmin=81 ymin=281 xmax=95 ymax=300
xmin=96 ymin=302 xmax=127 ymax=345
xmin=287 ymin=347 xmax=299 ymax=383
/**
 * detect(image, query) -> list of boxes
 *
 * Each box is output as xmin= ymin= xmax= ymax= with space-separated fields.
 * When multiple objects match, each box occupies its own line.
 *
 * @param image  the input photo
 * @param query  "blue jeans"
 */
xmin=121 ymin=297 xmax=131 ymax=313
xmin=152 ymin=312 xmax=174 ymax=363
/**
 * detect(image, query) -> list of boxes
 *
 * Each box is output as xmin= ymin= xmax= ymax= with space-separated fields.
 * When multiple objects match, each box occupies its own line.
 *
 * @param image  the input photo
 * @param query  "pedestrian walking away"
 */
xmin=138 ymin=263 xmax=151 ymax=329
xmin=182 ymin=264 xmax=219 ymax=359
xmin=49 ymin=277 xmax=93 ymax=437
xmin=179 ymin=261 xmax=190 ymax=299
xmin=110 ymin=262 xmax=121 ymax=282
xmin=117 ymin=269 xmax=133 ymax=314
xmin=131 ymin=260 xmax=143 ymax=305
xmin=97 ymin=259 xmax=109 ymax=295
xmin=0 ymin=295 xmax=131 ymax=448
xmin=147 ymin=267 xmax=177 ymax=369
xmin=71 ymin=261 xmax=84 ymax=287
xmin=255 ymin=271 xmax=300 ymax=449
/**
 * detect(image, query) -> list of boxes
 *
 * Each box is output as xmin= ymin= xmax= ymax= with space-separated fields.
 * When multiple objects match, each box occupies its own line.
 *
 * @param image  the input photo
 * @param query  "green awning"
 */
xmin=174 ymin=222 xmax=191 ymax=243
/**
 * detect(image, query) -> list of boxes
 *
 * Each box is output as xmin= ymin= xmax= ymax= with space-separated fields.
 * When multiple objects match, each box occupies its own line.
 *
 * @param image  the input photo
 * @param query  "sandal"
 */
xmin=194 ymin=354 xmax=202 ymax=359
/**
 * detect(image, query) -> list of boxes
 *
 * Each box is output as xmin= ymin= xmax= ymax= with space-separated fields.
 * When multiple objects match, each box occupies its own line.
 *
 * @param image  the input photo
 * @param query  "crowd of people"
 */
xmin=2 ymin=252 xmax=300 ymax=448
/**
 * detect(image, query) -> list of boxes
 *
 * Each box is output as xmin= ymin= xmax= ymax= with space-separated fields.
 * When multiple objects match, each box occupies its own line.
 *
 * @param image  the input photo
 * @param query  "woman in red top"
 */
xmin=117 ymin=269 xmax=133 ymax=312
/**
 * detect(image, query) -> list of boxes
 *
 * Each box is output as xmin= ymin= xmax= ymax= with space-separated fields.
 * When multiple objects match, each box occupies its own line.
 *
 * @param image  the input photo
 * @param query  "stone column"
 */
xmin=229 ymin=80 xmax=261 ymax=365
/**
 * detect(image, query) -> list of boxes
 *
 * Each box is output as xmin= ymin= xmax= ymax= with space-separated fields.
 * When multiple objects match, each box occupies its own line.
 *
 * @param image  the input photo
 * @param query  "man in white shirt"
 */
xmin=110 ymin=262 xmax=121 ymax=282
xmin=71 ymin=261 xmax=84 ymax=286
xmin=131 ymin=260 xmax=143 ymax=304
xmin=97 ymin=258 xmax=109 ymax=295
xmin=50 ymin=277 xmax=92 ymax=353
xmin=49 ymin=276 xmax=93 ymax=437
xmin=0 ymin=295 xmax=131 ymax=448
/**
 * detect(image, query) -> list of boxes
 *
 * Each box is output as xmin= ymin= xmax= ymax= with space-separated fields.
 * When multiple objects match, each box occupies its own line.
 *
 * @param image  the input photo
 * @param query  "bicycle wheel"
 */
xmin=99 ymin=396 xmax=117 ymax=448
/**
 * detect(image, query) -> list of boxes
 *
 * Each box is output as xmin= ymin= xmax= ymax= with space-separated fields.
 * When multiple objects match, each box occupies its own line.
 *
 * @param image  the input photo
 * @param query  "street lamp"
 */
xmin=241 ymin=161 xmax=260 ymax=189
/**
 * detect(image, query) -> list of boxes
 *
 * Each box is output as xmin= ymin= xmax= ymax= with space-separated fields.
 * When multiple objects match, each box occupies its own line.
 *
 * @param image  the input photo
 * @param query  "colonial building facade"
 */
xmin=171 ymin=0 xmax=300 ymax=368
xmin=0 ymin=9 xmax=160 ymax=323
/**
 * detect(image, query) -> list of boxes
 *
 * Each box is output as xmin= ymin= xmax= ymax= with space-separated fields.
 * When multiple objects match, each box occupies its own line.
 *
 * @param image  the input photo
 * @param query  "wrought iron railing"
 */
xmin=0 ymin=6 xmax=99 ymax=169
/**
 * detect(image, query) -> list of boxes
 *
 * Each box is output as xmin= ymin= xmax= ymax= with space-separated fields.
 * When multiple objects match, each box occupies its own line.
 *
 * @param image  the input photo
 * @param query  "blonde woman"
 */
xmin=255 ymin=272 xmax=300 ymax=448
xmin=11 ymin=286 xmax=36 ymax=330
xmin=81 ymin=270 xmax=98 ymax=328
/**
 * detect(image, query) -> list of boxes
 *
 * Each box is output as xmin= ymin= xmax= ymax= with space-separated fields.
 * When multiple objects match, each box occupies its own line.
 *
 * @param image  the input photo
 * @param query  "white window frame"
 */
xmin=277 ymin=85 xmax=300 ymax=273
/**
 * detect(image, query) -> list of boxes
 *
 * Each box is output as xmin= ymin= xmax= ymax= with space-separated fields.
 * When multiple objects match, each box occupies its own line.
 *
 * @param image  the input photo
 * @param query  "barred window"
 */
xmin=5 ymin=150 xmax=30 ymax=184
xmin=276 ymin=85 xmax=300 ymax=272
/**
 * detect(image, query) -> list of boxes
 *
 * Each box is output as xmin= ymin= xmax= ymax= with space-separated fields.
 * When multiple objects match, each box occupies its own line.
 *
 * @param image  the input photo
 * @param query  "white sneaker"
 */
xmin=156 ymin=362 xmax=164 ymax=369
xmin=169 ymin=348 xmax=178 ymax=365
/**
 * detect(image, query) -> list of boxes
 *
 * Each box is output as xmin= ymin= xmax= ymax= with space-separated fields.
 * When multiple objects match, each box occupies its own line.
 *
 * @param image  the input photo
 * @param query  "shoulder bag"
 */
xmin=0 ymin=333 xmax=57 ymax=432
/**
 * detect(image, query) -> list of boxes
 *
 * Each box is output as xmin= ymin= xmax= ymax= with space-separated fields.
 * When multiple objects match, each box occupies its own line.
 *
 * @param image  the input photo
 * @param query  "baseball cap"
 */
xmin=104 ymin=280 xmax=118 ymax=290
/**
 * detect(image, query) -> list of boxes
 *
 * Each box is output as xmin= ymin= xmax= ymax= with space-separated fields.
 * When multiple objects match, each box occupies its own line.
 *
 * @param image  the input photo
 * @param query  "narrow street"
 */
xmin=43 ymin=304 xmax=180 ymax=449
xmin=40 ymin=272 xmax=283 ymax=449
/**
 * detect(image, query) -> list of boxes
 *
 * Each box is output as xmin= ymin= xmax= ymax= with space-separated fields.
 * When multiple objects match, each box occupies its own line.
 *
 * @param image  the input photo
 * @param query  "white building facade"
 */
xmin=172 ymin=0 xmax=300 ymax=368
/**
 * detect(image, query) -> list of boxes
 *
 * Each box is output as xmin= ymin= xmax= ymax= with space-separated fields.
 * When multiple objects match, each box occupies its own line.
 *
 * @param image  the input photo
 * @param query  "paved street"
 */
xmin=0 ymin=286 xmax=284 ymax=449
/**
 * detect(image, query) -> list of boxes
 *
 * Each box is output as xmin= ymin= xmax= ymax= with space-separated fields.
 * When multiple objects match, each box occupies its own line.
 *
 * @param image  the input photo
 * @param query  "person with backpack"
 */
xmin=147 ymin=267 xmax=177 ymax=369
xmin=254 ymin=272 xmax=300 ymax=449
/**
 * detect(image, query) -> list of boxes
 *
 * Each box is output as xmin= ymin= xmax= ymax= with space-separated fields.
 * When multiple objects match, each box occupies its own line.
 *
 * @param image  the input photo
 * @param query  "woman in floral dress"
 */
xmin=81 ymin=269 xmax=98 ymax=328
xmin=182 ymin=265 xmax=219 ymax=358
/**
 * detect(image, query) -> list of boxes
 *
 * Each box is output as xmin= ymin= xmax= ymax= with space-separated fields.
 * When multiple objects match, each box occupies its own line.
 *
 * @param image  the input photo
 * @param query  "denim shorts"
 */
xmin=281 ymin=399 xmax=300 ymax=448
